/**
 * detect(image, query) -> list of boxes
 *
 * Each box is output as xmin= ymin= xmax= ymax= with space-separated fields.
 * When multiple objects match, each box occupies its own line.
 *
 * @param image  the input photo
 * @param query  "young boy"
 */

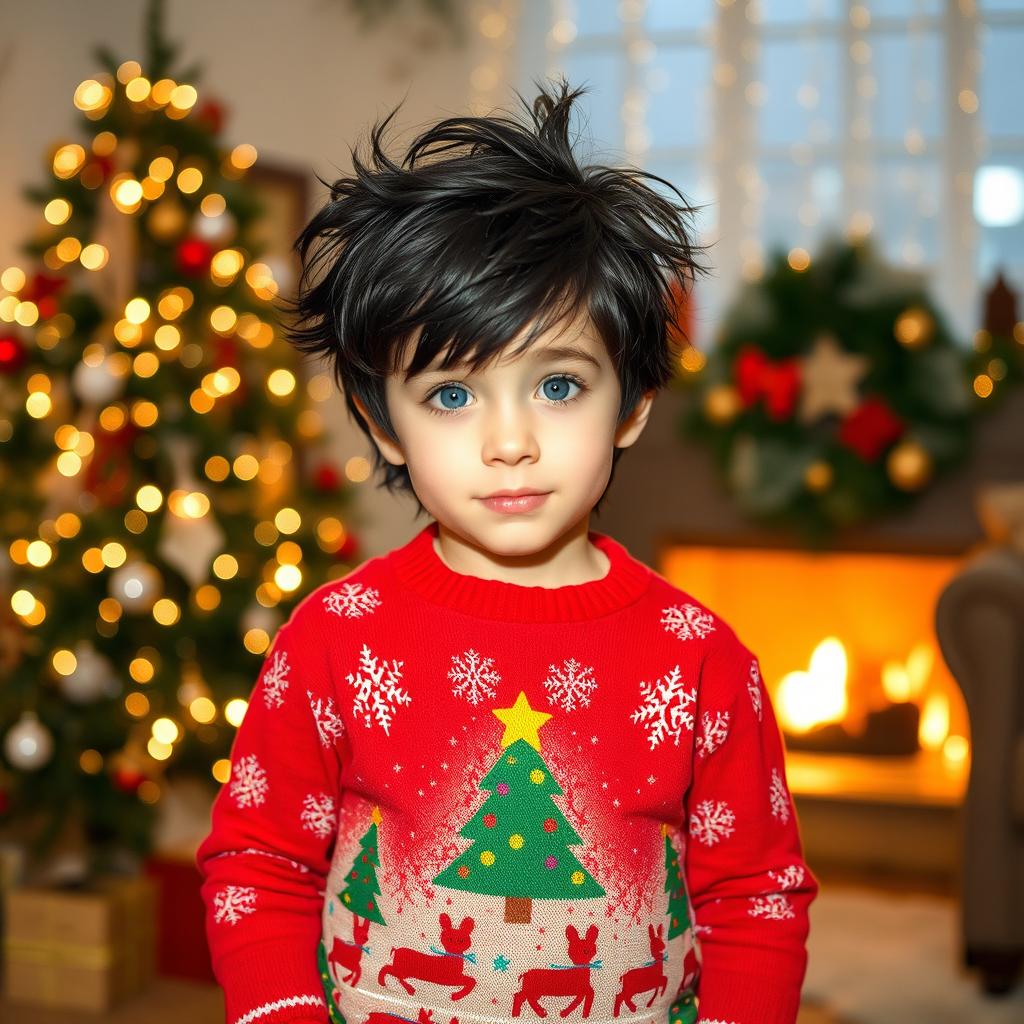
xmin=196 ymin=78 xmax=818 ymax=1024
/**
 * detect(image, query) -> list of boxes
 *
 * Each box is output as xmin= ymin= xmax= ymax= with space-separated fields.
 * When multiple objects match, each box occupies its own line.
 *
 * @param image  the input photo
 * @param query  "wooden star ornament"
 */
xmin=797 ymin=332 xmax=870 ymax=425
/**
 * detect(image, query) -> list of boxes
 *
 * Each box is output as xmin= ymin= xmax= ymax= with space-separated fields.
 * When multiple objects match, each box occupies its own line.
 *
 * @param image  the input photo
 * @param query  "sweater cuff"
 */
xmin=695 ymin=967 xmax=803 ymax=1024
xmin=213 ymin=934 xmax=329 ymax=1024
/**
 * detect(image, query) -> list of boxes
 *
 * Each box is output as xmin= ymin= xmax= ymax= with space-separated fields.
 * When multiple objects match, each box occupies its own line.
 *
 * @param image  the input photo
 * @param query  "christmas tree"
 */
xmin=663 ymin=824 xmax=689 ymax=940
xmin=0 ymin=0 xmax=359 ymax=878
xmin=336 ymin=806 xmax=387 ymax=925
xmin=433 ymin=691 xmax=604 ymax=924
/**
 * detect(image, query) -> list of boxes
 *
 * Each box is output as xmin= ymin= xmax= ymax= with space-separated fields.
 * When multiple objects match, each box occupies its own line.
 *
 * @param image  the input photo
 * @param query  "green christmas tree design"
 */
xmin=318 ymin=939 xmax=348 ymax=1024
xmin=663 ymin=824 xmax=691 ymax=940
xmin=433 ymin=690 xmax=604 ymax=924
xmin=335 ymin=804 xmax=387 ymax=925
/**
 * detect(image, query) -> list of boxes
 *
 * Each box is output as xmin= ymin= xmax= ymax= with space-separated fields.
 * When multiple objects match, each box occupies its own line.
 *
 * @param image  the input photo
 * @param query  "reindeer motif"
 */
xmin=328 ymin=914 xmax=372 ymax=988
xmin=612 ymin=923 xmax=668 ymax=1016
xmin=511 ymin=923 xmax=601 ymax=1018
xmin=362 ymin=1009 xmax=459 ymax=1024
xmin=378 ymin=913 xmax=477 ymax=1000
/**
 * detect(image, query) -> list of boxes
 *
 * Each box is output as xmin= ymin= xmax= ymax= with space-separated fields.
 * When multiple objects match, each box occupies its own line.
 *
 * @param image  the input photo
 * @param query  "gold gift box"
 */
xmin=2 ymin=874 xmax=157 ymax=1012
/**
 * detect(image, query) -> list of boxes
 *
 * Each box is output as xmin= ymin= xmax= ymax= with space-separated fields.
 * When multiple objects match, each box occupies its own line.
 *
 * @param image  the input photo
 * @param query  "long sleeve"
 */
xmin=196 ymin=594 xmax=352 ymax=1024
xmin=683 ymin=625 xmax=819 ymax=1024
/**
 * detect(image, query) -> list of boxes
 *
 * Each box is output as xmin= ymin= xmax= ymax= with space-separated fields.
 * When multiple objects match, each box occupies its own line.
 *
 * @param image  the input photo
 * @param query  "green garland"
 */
xmin=673 ymin=233 xmax=1011 ymax=548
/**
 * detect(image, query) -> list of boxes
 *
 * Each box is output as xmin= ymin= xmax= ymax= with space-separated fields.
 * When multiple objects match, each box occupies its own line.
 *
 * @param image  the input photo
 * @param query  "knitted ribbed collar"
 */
xmin=387 ymin=520 xmax=652 ymax=623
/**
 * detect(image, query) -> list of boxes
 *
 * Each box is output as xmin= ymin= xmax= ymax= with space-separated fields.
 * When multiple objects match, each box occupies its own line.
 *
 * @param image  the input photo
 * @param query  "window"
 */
xmin=515 ymin=1 xmax=1024 ymax=347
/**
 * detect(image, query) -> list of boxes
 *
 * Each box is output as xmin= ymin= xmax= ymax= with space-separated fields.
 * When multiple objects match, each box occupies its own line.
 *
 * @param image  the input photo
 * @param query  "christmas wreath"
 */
xmin=675 ymin=234 xmax=978 ymax=546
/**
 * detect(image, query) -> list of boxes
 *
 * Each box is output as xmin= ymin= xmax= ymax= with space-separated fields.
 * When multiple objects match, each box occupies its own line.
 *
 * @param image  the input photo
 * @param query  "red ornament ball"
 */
xmin=176 ymin=238 xmax=214 ymax=277
xmin=483 ymin=813 xmax=497 ymax=829
xmin=314 ymin=461 xmax=342 ymax=493
xmin=195 ymin=98 xmax=226 ymax=135
xmin=335 ymin=532 xmax=360 ymax=562
xmin=543 ymin=817 xmax=557 ymax=833
xmin=113 ymin=768 xmax=146 ymax=793
xmin=0 ymin=335 xmax=27 ymax=376
xmin=457 ymin=864 xmax=470 ymax=879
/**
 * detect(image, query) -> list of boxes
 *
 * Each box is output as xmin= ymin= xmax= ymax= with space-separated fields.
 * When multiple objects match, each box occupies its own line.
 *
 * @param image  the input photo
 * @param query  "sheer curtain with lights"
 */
xmin=515 ymin=0 xmax=1024 ymax=348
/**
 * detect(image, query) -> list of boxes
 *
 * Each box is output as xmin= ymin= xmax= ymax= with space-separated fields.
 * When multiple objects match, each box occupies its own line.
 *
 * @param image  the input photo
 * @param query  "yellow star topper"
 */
xmin=492 ymin=690 xmax=552 ymax=752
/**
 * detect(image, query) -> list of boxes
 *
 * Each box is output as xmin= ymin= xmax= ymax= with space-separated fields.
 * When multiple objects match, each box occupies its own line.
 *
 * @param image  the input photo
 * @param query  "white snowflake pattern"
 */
xmin=661 ymin=603 xmax=717 ymax=641
xmin=307 ymin=690 xmax=346 ymax=747
xmin=767 ymin=864 xmax=806 ymax=891
xmin=229 ymin=753 xmax=268 ymax=808
xmin=748 ymin=659 xmax=763 ymax=721
xmin=213 ymin=885 xmax=257 ymax=925
xmin=695 ymin=710 xmax=730 ymax=758
xmin=748 ymin=893 xmax=795 ymax=920
xmin=688 ymin=798 xmax=737 ymax=846
xmin=322 ymin=581 xmax=382 ymax=618
xmin=448 ymin=648 xmax=501 ymax=706
xmin=300 ymin=792 xmax=337 ymax=839
xmin=630 ymin=665 xmax=696 ymax=750
xmin=543 ymin=657 xmax=598 ymax=712
xmin=261 ymin=648 xmax=291 ymax=709
xmin=347 ymin=642 xmax=412 ymax=735
xmin=769 ymin=766 xmax=791 ymax=823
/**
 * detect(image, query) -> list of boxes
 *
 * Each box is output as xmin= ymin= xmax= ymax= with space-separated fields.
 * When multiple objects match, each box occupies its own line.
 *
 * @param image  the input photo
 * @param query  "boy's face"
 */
xmin=352 ymin=309 xmax=654 ymax=558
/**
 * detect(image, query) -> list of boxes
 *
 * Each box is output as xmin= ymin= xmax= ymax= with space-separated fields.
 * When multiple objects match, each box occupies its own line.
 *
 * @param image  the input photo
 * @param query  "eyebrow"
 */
xmin=407 ymin=343 xmax=602 ymax=381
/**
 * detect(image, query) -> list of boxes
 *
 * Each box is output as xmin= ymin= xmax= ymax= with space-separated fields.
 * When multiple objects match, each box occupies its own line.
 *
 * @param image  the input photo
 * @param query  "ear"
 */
xmin=351 ymin=393 xmax=407 ymax=467
xmin=613 ymin=389 xmax=656 ymax=449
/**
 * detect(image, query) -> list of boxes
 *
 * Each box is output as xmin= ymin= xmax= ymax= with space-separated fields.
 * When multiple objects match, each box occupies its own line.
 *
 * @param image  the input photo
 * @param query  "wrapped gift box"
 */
xmin=2 ymin=873 xmax=157 ymax=1012
xmin=143 ymin=841 xmax=216 ymax=983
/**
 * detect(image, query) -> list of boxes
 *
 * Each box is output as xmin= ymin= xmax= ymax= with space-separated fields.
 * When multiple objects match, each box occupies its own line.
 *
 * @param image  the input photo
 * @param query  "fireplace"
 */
xmin=659 ymin=543 xmax=969 ymax=759
xmin=657 ymin=541 xmax=971 ymax=883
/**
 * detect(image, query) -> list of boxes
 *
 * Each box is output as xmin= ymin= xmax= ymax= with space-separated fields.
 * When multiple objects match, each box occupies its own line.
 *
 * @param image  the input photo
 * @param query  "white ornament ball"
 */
xmin=59 ymin=641 xmax=116 ymax=703
xmin=4 ymin=711 xmax=54 ymax=771
xmin=72 ymin=357 xmax=123 ymax=405
xmin=194 ymin=209 xmax=237 ymax=245
xmin=108 ymin=561 xmax=163 ymax=613
xmin=240 ymin=603 xmax=282 ymax=642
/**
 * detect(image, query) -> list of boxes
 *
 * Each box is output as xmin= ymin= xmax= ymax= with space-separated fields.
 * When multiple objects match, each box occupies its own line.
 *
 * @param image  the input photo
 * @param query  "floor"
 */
xmin=2 ymin=881 xmax=1021 ymax=1024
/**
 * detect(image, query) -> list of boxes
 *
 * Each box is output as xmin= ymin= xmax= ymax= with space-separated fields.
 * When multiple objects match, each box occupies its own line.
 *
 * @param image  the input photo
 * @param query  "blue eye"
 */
xmin=425 ymin=374 xmax=586 ymax=418
xmin=433 ymin=384 xmax=470 ymax=412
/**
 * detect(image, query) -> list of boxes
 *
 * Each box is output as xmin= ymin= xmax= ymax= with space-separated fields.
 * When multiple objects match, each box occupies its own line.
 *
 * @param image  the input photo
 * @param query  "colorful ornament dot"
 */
xmin=483 ymin=813 xmax=497 ymax=829
xmin=457 ymin=865 xmax=470 ymax=879
xmin=545 ymin=855 xmax=558 ymax=870
xmin=496 ymin=782 xmax=510 ymax=796
xmin=543 ymin=817 xmax=557 ymax=833
xmin=509 ymin=833 xmax=524 ymax=849
xmin=480 ymin=850 xmax=495 ymax=867
xmin=343 ymin=893 xmax=351 ymax=903
xmin=530 ymin=768 xmax=545 ymax=784
xmin=571 ymin=870 xmax=585 ymax=885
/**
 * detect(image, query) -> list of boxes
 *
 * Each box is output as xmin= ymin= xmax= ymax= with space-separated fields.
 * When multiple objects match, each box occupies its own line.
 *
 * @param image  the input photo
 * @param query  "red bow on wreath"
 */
xmin=733 ymin=344 xmax=802 ymax=422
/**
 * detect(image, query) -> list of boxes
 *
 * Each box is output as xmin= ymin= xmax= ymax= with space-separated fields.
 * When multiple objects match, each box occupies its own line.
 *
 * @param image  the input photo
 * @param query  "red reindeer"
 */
xmin=378 ymin=913 xmax=477 ymax=1000
xmin=613 ymin=923 xmax=667 ymax=1016
xmin=363 ymin=1009 xmax=458 ymax=1024
xmin=328 ymin=914 xmax=372 ymax=989
xmin=679 ymin=943 xmax=700 ymax=994
xmin=511 ymin=923 xmax=600 ymax=1019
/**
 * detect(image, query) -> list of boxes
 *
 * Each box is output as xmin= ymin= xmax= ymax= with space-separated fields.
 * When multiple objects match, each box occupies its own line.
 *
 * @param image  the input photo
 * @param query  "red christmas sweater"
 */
xmin=196 ymin=520 xmax=819 ymax=1024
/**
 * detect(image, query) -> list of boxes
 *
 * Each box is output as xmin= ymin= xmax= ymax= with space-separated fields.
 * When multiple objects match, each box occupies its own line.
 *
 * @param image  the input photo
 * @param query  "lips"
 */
xmin=479 ymin=492 xmax=550 ymax=515
xmin=481 ymin=489 xmax=547 ymax=499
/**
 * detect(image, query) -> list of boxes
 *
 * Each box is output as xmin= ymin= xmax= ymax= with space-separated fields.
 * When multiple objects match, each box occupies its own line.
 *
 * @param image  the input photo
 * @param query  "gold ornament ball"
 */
xmin=894 ymin=306 xmax=935 ymax=350
xmin=887 ymin=440 xmax=933 ymax=491
xmin=149 ymin=199 xmax=188 ymax=241
xmin=804 ymin=460 xmax=833 ymax=493
xmin=704 ymin=384 xmax=742 ymax=425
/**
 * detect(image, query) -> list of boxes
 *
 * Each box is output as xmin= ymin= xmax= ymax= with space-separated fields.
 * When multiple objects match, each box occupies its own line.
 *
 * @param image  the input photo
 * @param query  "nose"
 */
xmin=480 ymin=399 xmax=540 ymax=466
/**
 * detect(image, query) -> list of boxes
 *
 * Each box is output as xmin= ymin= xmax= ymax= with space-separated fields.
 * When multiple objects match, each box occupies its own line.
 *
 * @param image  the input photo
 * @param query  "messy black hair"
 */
xmin=278 ymin=76 xmax=713 ymax=519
